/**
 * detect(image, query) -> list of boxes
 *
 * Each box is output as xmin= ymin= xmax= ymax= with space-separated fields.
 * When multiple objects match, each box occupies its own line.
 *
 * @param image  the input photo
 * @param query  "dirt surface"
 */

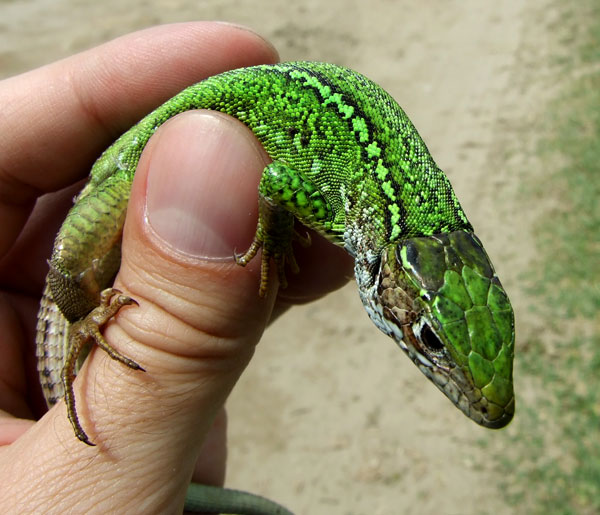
xmin=1 ymin=1 xmax=554 ymax=513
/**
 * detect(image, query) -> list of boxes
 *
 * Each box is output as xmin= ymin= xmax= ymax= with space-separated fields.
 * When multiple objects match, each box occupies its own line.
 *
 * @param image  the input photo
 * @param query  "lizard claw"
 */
xmin=235 ymin=196 xmax=308 ymax=297
xmin=235 ymin=233 xmax=303 ymax=297
xmin=294 ymin=230 xmax=311 ymax=248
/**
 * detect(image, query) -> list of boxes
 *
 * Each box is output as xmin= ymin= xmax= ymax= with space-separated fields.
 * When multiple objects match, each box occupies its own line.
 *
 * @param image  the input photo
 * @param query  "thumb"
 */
xmin=109 ymin=110 xmax=275 ymax=508
xmin=6 ymin=110 xmax=275 ymax=513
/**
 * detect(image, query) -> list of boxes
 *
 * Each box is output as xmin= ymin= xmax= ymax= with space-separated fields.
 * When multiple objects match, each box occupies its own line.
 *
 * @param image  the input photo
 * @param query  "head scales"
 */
xmin=359 ymin=230 xmax=515 ymax=428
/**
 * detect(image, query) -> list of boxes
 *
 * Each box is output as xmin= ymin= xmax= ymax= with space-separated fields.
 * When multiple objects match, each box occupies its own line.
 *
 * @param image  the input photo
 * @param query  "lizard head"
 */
xmin=372 ymin=230 xmax=515 ymax=428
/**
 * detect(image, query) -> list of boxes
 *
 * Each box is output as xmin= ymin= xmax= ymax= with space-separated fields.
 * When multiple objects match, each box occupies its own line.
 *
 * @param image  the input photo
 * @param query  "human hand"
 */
xmin=0 ymin=22 xmax=353 ymax=512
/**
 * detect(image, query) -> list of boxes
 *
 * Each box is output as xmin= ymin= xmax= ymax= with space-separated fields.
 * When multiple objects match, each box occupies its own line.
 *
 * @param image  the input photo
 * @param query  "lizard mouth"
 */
xmin=400 ymin=319 xmax=513 ymax=429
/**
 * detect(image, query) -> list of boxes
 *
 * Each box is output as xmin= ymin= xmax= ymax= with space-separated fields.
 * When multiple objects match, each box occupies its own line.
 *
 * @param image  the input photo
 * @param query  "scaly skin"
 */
xmin=36 ymin=61 xmax=515 ymax=514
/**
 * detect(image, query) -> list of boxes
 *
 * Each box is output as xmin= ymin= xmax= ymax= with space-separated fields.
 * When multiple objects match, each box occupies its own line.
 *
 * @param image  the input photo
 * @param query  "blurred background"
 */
xmin=1 ymin=1 xmax=598 ymax=513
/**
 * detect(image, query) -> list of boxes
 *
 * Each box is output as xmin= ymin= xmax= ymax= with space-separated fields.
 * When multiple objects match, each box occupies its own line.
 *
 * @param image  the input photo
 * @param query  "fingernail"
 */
xmin=145 ymin=111 xmax=265 ymax=258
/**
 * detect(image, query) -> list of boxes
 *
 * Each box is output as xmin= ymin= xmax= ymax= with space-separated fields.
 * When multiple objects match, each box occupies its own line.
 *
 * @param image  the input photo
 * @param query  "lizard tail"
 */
xmin=36 ymin=279 xmax=70 ymax=407
xmin=185 ymin=483 xmax=294 ymax=514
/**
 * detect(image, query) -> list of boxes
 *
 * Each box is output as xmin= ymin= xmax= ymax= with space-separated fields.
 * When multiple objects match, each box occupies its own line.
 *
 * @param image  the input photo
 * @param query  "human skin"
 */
xmin=0 ymin=22 xmax=352 ymax=512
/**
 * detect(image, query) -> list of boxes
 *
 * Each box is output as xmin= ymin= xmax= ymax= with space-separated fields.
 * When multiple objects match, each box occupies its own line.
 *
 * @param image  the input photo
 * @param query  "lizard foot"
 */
xmin=235 ymin=197 xmax=310 ymax=297
xmin=62 ymin=288 xmax=143 ymax=445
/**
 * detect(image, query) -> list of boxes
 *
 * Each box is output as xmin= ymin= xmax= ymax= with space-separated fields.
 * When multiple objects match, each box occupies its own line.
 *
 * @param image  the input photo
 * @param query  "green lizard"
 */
xmin=35 ymin=61 xmax=515 ymax=514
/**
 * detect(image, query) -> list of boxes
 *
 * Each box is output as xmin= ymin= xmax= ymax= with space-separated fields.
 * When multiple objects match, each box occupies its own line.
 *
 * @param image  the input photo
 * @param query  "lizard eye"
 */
xmin=420 ymin=324 xmax=444 ymax=353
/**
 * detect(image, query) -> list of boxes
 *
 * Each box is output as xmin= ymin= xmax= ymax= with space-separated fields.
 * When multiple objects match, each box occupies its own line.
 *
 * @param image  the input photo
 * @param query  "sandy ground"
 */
xmin=1 ymin=1 xmax=555 ymax=513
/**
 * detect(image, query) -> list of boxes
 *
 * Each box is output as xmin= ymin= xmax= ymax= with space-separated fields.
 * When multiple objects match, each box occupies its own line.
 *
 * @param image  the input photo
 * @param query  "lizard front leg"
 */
xmin=235 ymin=161 xmax=338 ymax=295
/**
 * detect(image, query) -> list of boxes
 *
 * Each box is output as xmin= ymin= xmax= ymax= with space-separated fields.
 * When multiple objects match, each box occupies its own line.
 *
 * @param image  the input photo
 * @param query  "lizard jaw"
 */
xmin=399 ymin=317 xmax=513 ymax=429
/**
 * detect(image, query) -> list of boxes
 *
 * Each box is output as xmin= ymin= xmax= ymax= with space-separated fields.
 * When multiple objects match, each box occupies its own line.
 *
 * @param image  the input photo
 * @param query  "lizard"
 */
xmin=35 ymin=61 xmax=515 ymax=514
